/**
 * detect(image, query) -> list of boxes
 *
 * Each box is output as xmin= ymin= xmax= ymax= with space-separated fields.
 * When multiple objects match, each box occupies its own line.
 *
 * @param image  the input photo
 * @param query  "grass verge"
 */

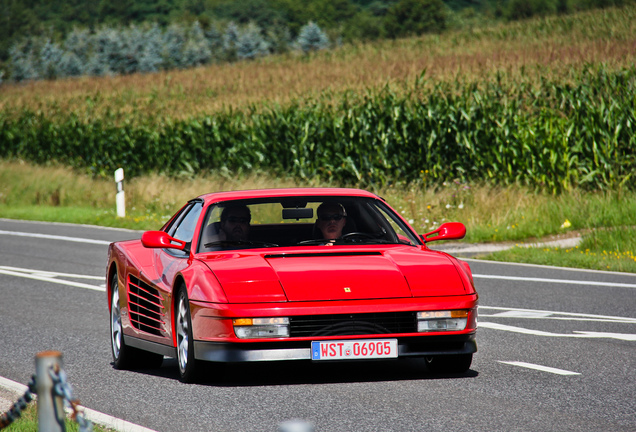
xmin=2 ymin=402 xmax=113 ymax=432
xmin=482 ymin=227 xmax=636 ymax=273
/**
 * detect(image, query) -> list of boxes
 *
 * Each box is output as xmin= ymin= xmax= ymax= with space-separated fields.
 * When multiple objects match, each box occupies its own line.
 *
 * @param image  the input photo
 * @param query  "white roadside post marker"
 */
xmin=114 ymin=168 xmax=125 ymax=218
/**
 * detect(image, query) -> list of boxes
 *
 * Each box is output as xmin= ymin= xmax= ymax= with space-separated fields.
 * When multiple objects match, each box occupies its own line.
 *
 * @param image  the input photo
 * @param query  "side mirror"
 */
xmin=421 ymin=222 xmax=466 ymax=243
xmin=141 ymin=231 xmax=186 ymax=250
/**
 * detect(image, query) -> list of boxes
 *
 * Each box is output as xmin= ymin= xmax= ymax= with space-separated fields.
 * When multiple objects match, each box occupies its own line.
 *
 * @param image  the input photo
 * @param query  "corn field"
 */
xmin=0 ymin=64 xmax=633 ymax=193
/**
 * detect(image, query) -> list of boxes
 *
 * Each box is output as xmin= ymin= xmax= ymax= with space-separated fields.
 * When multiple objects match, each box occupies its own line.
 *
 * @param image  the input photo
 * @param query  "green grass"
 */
xmin=483 ymin=227 xmax=636 ymax=273
xmin=1 ymin=160 xmax=635 ymax=273
xmin=2 ymin=402 xmax=113 ymax=432
xmin=0 ymin=205 xmax=169 ymax=230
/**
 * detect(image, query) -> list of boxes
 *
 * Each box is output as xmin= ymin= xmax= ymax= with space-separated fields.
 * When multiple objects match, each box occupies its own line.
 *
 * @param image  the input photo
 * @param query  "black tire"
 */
xmin=110 ymin=273 xmax=135 ymax=369
xmin=425 ymin=353 xmax=473 ymax=374
xmin=110 ymin=273 xmax=163 ymax=370
xmin=175 ymin=287 xmax=200 ymax=383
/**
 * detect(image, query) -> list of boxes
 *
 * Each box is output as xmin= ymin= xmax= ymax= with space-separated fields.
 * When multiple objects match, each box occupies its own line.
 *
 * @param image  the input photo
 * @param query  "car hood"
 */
xmin=201 ymin=247 xmax=467 ymax=303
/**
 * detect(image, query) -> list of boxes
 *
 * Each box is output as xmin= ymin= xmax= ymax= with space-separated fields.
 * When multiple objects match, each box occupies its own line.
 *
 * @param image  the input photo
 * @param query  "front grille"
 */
xmin=289 ymin=312 xmax=417 ymax=337
xmin=128 ymin=275 xmax=165 ymax=336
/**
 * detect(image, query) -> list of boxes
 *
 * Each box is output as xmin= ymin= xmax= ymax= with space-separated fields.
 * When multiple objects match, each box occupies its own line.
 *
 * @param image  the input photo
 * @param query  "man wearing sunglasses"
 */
xmin=316 ymin=202 xmax=347 ymax=245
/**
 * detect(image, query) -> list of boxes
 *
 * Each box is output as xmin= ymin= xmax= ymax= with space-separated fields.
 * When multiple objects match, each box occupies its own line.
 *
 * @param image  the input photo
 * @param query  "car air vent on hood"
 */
xmin=128 ymin=275 xmax=165 ymax=336
xmin=289 ymin=312 xmax=417 ymax=337
xmin=264 ymin=252 xmax=383 ymax=259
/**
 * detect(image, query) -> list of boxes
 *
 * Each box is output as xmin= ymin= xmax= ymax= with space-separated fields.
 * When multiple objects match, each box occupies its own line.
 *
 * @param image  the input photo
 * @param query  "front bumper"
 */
xmin=194 ymin=333 xmax=477 ymax=362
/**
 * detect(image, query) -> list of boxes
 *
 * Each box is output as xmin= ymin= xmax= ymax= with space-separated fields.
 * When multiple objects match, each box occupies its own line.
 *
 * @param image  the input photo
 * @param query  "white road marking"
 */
xmin=479 ymin=306 xmax=636 ymax=323
xmin=479 ymin=322 xmax=636 ymax=341
xmin=0 ymin=376 xmax=158 ymax=432
xmin=0 ymin=266 xmax=105 ymax=292
xmin=464 ymin=257 xmax=636 ymax=277
xmin=0 ymin=230 xmax=111 ymax=245
xmin=572 ymin=331 xmax=636 ymax=340
xmin=473 ymin=273 xmax=636 ymax=289
xmin=0 ymin=266 xmax=104 ymax=280
xmin=498 ymin=361 xmax=581 ymax=375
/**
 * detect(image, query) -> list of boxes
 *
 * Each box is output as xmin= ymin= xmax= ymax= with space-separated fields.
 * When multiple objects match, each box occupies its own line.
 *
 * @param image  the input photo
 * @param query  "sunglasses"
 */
xmin=319 ymin=214 xmax=345 ymax=222
xmin=226 ymin=216 xmax=250 ymax=224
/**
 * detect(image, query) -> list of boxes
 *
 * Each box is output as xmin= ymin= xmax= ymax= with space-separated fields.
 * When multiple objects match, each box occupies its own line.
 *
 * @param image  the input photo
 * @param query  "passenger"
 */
xmin=316 ymin=202 xmax=347 ymax=245
xmin=219 ymin=204 xmax=251 ymax=241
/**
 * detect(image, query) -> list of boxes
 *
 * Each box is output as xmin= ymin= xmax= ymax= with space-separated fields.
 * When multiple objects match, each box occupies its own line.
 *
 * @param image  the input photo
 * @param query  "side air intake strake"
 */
xmin=128 ymin=275 xmax=165 ymax=336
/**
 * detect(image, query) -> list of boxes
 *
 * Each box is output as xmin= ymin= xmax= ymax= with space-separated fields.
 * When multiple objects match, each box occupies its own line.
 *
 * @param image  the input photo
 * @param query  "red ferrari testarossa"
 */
xmin=107 ymin=188 xmax=477 ymax=382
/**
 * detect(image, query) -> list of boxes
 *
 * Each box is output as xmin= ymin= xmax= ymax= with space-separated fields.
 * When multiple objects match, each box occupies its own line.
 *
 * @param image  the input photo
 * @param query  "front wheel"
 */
xmin=176 ymin=287 xmax=200 ymax=383
xmin=425 ymin=353 xmax=473 ymax=374
xmin=110 ymin=276 xmax=133 ymax=369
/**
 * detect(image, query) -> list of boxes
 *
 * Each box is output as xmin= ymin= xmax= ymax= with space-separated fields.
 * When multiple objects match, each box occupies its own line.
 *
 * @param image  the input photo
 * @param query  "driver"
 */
xmin=219 ymin=204 xmax=251 ymax=241
xmin=316 ymin=202 xmax=347 ymax=245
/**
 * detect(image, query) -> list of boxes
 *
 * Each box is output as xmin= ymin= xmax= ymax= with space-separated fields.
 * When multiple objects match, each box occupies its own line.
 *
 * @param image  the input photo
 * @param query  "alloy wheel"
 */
xmin=111 ymin=284 xmax=122 ymax=359
xmin=176 ymin=293 xmax=190 ymax=374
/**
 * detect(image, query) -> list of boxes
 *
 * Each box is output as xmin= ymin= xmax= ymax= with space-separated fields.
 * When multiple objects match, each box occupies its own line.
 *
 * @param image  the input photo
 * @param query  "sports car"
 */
xmin=107 ymin=188 xmax=477 ymax=382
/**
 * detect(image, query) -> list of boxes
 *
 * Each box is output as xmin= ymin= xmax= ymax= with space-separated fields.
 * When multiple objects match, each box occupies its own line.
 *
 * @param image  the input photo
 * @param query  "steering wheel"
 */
xmin=340 ymin=232 xmax=376 ymax=241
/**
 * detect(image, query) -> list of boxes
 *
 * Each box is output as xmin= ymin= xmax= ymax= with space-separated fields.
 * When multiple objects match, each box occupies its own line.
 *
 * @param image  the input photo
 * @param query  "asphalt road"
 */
xmin=1 ymin=218 xmax=635 ymax=432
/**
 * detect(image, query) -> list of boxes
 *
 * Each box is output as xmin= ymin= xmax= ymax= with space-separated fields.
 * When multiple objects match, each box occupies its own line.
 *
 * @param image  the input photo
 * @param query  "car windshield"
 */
xmin=197 ymin=196 xmax=421 ymax=252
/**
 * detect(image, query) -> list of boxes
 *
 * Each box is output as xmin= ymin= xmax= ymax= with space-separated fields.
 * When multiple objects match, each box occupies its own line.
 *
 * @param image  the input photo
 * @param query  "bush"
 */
xmin=236 ymin=23 xmax=269 ymax=59
xmin=384 ymin=0 xmax=447 ymax=38
xmin=183 ymin=21 xmax=213 ymax=66
xmin=222 ymin=22 xmax=240 ymax=61
xmin=296 ymin=21 xmax=329 ymax=53
xmin=8 ymin=40 xmax=39 ymax=81
xmin=506 ymin=0 xmax=554 ymax=20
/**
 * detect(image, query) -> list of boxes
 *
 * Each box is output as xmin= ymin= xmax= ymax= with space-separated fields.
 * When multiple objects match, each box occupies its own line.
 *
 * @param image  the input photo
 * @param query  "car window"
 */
xmin=167 ymin=201 xmax=203 ymax=254
xmin=371 ymin=202 xmax=421 ymax=246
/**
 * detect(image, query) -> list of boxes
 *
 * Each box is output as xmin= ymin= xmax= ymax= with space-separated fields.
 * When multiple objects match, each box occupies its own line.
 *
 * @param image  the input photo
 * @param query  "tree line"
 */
xmin=7 ymin=21 xmax=330 ymax=82
xmin=1 ymin=0 xmax=631 ymax=83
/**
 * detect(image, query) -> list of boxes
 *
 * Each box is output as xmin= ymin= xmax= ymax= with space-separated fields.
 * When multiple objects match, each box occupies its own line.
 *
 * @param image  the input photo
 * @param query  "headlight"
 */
xmin=417 ymin=310 xmax=468 ymax=332
xmin=233 ymin=317 xmax=290 ymax=339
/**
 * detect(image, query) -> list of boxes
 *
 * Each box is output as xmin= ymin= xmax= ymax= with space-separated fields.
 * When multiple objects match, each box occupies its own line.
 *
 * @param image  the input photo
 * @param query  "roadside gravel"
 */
xmin=429 ymin=234 xmax=583 ymax=257
xmin=0 ymin=385 xmax=22 ymax=418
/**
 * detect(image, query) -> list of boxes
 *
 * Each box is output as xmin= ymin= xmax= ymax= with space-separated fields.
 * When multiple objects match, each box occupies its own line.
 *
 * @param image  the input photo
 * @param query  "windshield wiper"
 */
xmin=340 ymin=238 xmax=402 ymax=245
xmin=204 ymin=240 xmax=279 ymax=248
xmin=296 ymin=238 xmax=406 ymax=246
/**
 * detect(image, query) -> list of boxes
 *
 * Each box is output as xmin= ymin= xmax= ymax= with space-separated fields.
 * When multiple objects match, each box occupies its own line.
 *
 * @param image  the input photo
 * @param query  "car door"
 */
xmin=141 ymin=200 xmax=204 ymax=343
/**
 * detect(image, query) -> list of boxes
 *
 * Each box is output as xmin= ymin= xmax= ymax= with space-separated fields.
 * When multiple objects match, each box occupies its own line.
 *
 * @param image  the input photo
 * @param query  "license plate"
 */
xmin=311 ymin=339 xmax=398 ymax=360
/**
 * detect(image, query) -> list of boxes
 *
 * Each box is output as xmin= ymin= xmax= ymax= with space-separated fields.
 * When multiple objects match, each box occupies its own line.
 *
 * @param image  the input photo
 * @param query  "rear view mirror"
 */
xmin=421 ymin=222 xmax=466 ymax=243
xmin=282 ymin=208 xmax=314 ymax=220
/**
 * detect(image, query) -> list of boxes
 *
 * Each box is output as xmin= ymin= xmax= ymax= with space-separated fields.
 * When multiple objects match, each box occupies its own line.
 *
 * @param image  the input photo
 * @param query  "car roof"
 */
xmin=197 ymin=188 xmax=382 ymax=205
